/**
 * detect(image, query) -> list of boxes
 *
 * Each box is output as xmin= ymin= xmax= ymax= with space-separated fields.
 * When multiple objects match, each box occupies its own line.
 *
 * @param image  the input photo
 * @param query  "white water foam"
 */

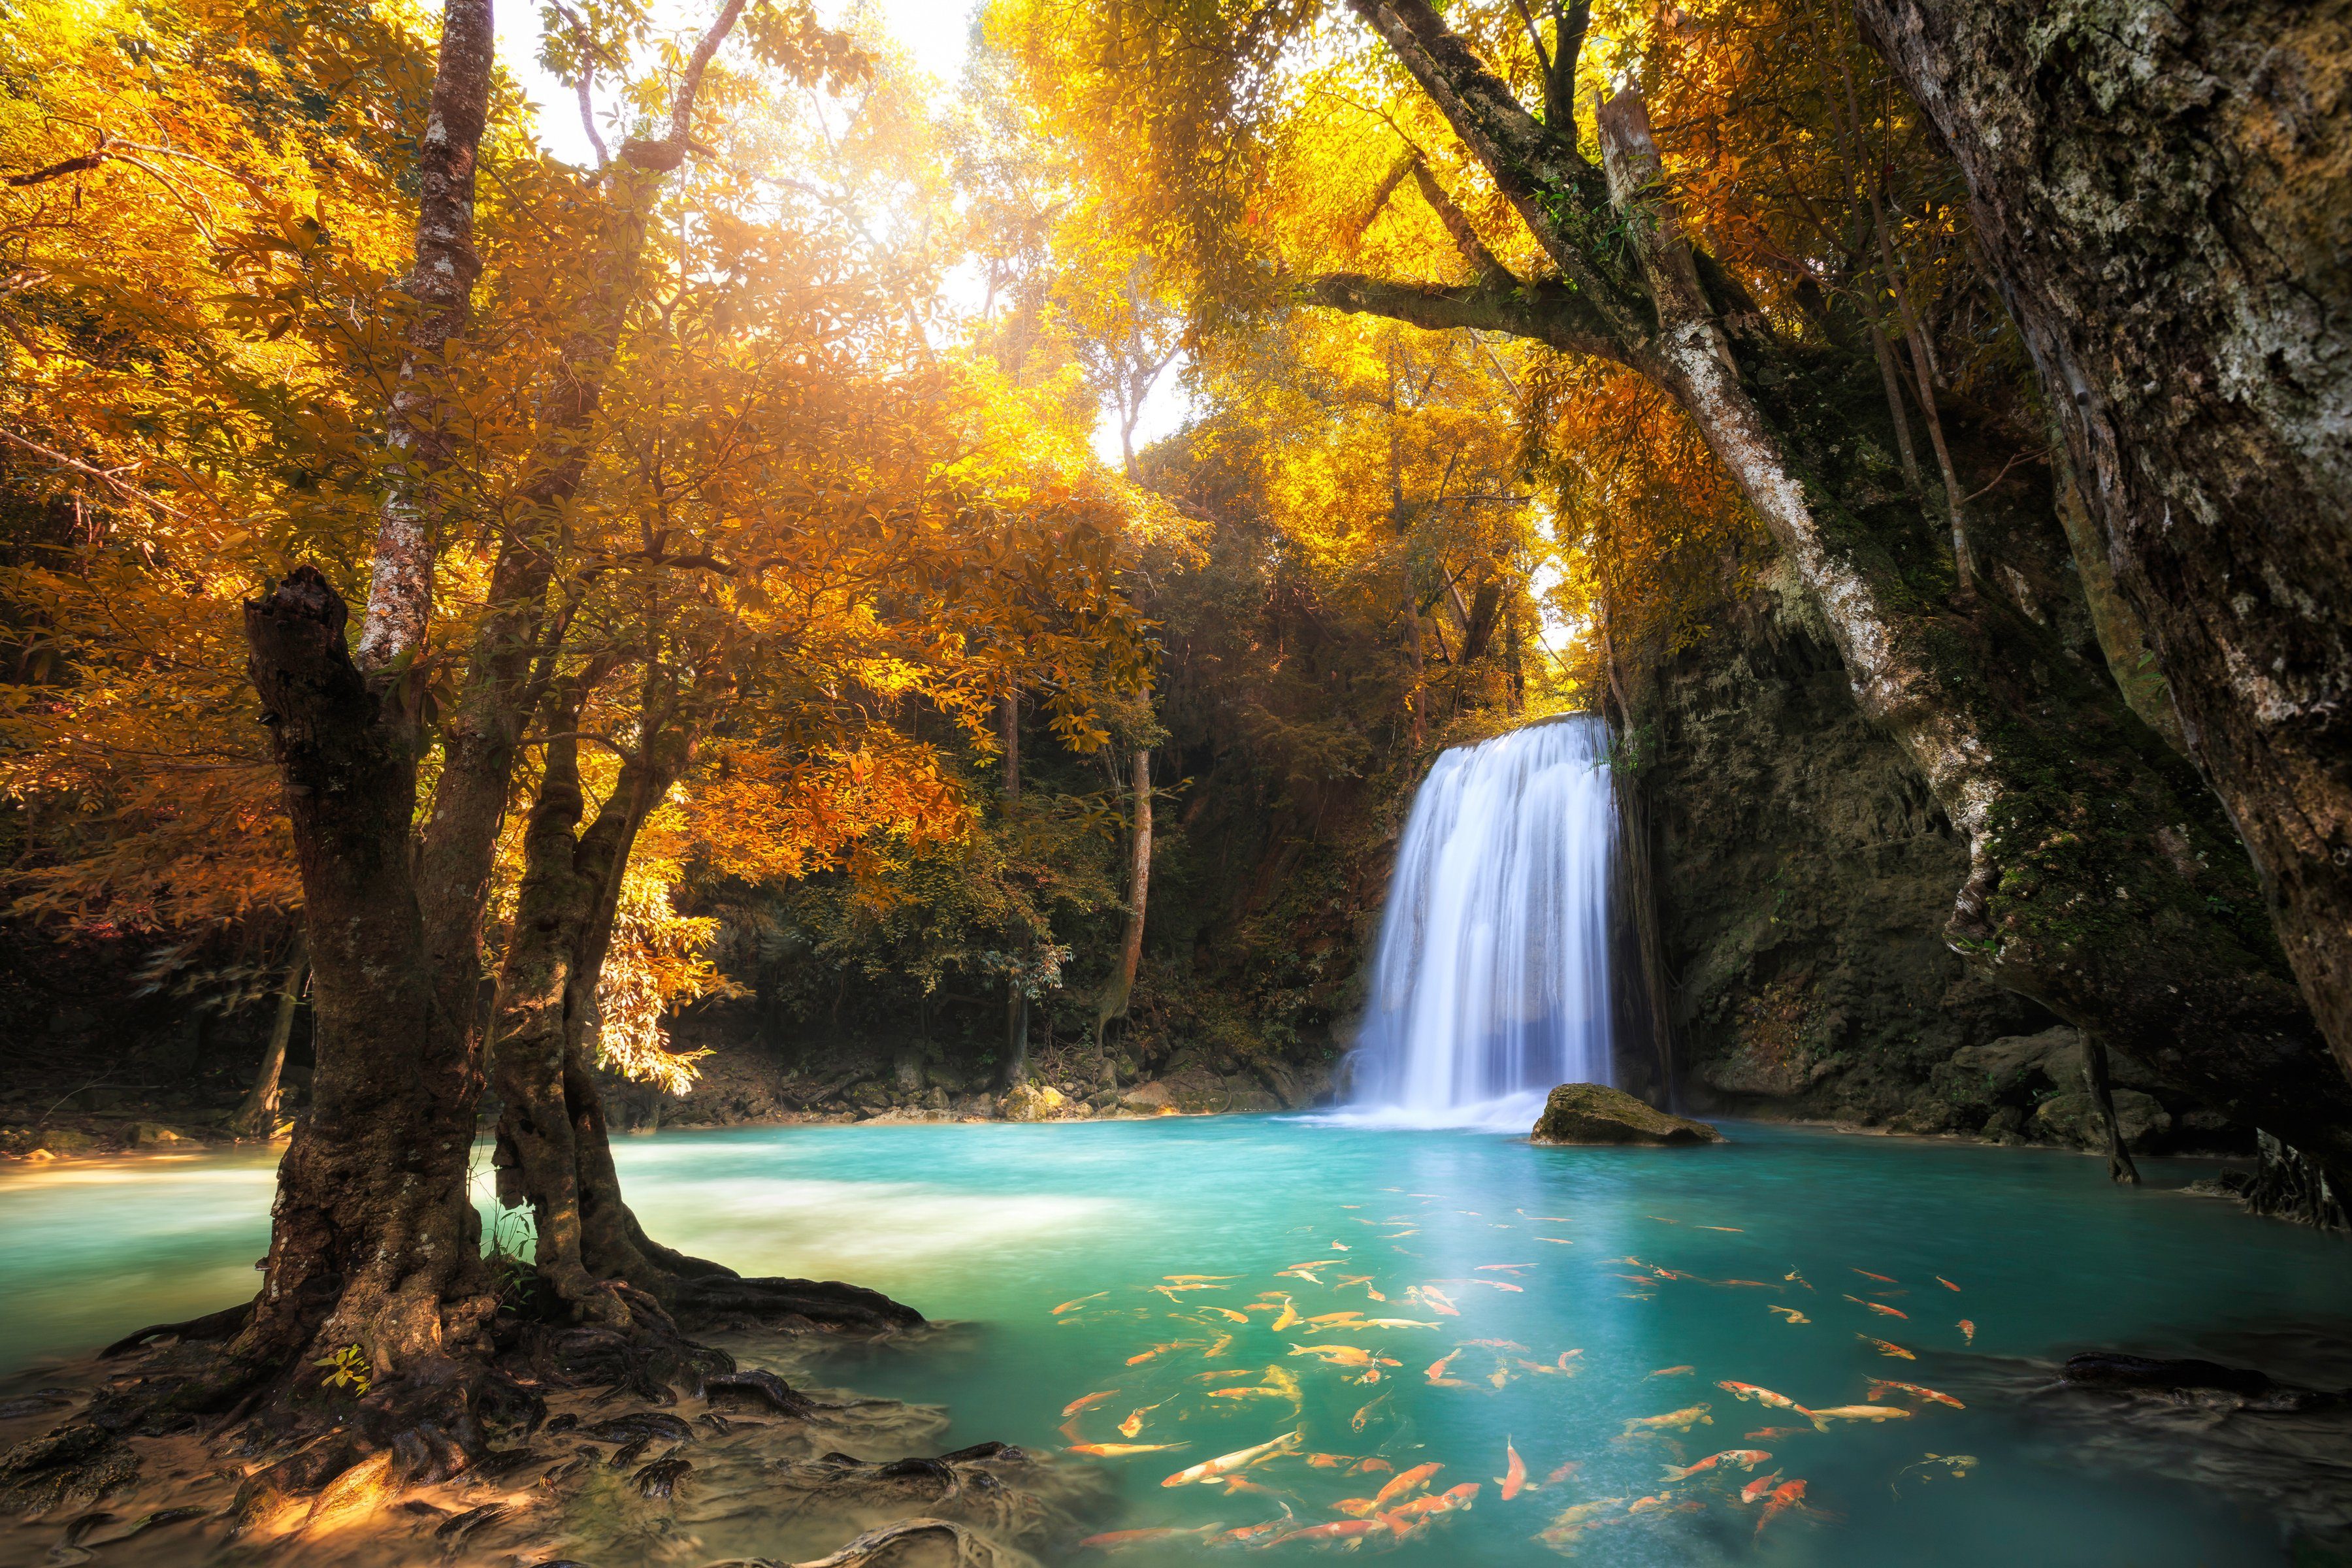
xmin=1323 ymin=715 xmax=1616 ymax=1131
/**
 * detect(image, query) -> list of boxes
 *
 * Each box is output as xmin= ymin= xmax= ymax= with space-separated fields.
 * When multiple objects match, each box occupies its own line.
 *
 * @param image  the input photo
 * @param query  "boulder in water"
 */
xmin=1531 ymin=1083 xmax=1723 ymax=1146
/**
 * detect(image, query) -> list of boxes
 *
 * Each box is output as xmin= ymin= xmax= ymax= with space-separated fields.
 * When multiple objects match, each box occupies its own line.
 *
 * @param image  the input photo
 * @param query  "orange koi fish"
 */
xmin=1744 ymin=1426 xmax=1810 ymax=1443
xmin=1516 ymin=1211 xmax=1572 ymax=1221
xmin=1330 ymin=1242 xmax=1352 ymax=1251
xmin=1268 ymin=1296 xmax=1301 ymax=1332
xmin=1620 ymin=1404 xmax=1714 ymax=1435
xmin=1716 ymin=1381 xmax=1814 ymax=1420
xmin=1460 ymin=1279 xmax=1524 ymax=1293
xmin=1768 ymin=1305 xmax=1811 ymax=1324
xmin=1201 ymin=1306 xmax=1249 ymax=1323
xmin=1305 ymin=1453 xmax=1354 ymax=1469
xmin=1738 ymin=1469 xmax=1784 ymax=1504
xmin=1288 ymin=1343 xmax=1392 ymax=1367
xmin=1936 ymin=1276 xmax=1961 ymax=1292
xmin=1958 ymin=1318 xmax=1976 ymax=1343
xmin=1535 ymin=1497 xmax=1625 ymax=1546
xmin=1338 ymin=1318 xmax=1441 ymax=1331
xmin=1262 ymin=1520 xmax=1386 ymax=1547
xmin=1161 ymin=1429 xmax=1303 ymax=1488
xmin=1062 ymin=1390 xmax=1119 ymax=1417
xmin=1424 ymin=1348 xmax=1463 ymax=1382
xmin=1700 ymin=1226 xmax=1745 ymax=1232
xmin=1627 ymin=1494 xmax=1673 ymax=1515
xmin=1495 ymin=1438 xmax=1526 ymax=1499
xmin=1379 ymin=1482 xmax=1478 ymax=1530
xmin=1647 ymin=1365 xmax=1695 ymax=1379
xmin=1477 ymin=1263 xmax=1534 ymax=1273
xmin=1807 ymin=1403 xmax=1913 ymax=1425
xmin=1117 ymin=1400 xmax=1168 ymax=1437
xmin=1067 ymin=1441 xmax=1189 ymax=1456
xmin=1541 ymin=1459 xmax=1580 ymax=1487
xmin=1216 ymin=1517 xmax=1296 ymax=1546
xmin=1411 ymin=1286 xmax=1461 ymax=1316
xmin=1076 ymin=1524 xmax=1218 ymax=1550
xmin=1167 ymin=1273 xmax=1239 ymax=1283
xmin=1368 ymin=1462 xmax=1445 ymax=1507
xmin=1205 ymin=1385 xmax=1286 ymax=1401
xmin=1302 ymin=1311 xmax=1365 ymax=1326
xmin=1868 ymin=1379 xmax=1964 ymax=1409
xmin=1661 ymin=1449 xmax=1772 ymax=1481
xmin=1126 ymin=1339 xmax=1198 ymax=1365
xmin=1191 ymin=1369 xmax=1255 ymax=1382
xmin=1511 ymin=1357 xmax=1570 ymax=1379
xmin=1349 ymin=1396 xmax=1390 ymax=1432
xmin=1203 ymin=1333 xmax=1233 ymax=1358
xmin=1350 ymin=1457 xmax=1394 ymax=1475
xmin=1487 ymin=1365 xmax=1511 ymax=1389
xmin=1858 ymin=1334 xmax=1916 ymax=1360
xmin=1844 ymin=1294 xmax=1909 ymax=1318
xmin=1216 ymin=1475 xmax=1293 ymax=1501
xmin=1754 ymin=1478 xmax=1807 ymax=1539
xmin=1537 ymin=1237 xmax=1575 ymax=1245
xmin=1052 ymin=1293 xmax=1108 ymax=1315
xmin=1853 ymin=1269 xmax=1897 ymax=1284
xmin=1785 ymin=1268 xmax=1814 ymax=1290
xmin=1463 ymin=1338 xmax=1527 ymax=1351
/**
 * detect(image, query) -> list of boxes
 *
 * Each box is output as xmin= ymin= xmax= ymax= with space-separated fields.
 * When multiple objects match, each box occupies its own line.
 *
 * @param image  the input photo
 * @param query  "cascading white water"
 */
xmin=1339 ymin=715 xmax=1616 ymax=1129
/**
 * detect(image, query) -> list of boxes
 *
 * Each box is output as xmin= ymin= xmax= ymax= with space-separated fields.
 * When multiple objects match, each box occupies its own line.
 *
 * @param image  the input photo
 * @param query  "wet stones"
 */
xmin=1531 ymin=1083 xmax=1725 ymax=1146
xmin=0 ymin=1425 xmax=136 ymax=1516
xmin=704 ymin=1368 xmax=819 ymax=1418
xmin=580 ymin=1411 xmax=695 ymax=1446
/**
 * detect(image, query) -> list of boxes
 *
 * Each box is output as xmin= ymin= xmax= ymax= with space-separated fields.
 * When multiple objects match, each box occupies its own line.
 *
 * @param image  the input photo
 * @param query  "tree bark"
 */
xmin=1315 ymin=0 xmax=2352 ymax=1173
xmin=233 ymin=933 xmax=306 ymax=1139
xmin=1096 ymin=747 xmax=1153 ymax=1043
xmin=1855 ymin=0 xmax=2352 ymax=1087
xmin=355 ymin=0 xmax=495 ymax=672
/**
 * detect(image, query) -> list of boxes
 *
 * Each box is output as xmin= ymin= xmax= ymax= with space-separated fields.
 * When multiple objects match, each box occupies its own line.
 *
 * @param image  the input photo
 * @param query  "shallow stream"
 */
xmin=5 ymin=1117 xmax=2350 ymax=1564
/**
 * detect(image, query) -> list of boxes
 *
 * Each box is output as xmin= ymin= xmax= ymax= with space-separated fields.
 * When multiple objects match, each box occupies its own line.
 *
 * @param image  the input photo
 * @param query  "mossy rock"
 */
xmin=1000 ymin=1083 xmax=1068 ymax=1122
xmin=1531 ymin=1083 xmax=1724 ymax=1147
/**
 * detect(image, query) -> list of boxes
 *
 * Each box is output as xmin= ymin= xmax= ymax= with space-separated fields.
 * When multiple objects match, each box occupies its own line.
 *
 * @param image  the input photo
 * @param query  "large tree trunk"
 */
xmin=1855 ymin=0 xmax=2352 ymax=1085
xmin=1316 ymin=0 xmax=2352 ymax=1173
xmin=239 ymin=569 xmax=493 ymax=1382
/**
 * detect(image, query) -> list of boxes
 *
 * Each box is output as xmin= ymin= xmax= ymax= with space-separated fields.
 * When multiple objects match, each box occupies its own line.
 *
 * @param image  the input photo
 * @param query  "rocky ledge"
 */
xmin=1531 ymin=1083 xmax=1725 ymax=1146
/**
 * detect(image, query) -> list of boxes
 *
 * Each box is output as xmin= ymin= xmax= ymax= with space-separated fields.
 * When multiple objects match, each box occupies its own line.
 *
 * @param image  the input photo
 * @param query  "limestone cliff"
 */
xmin=1638 ymin=565 xmax=2243 ymax=1154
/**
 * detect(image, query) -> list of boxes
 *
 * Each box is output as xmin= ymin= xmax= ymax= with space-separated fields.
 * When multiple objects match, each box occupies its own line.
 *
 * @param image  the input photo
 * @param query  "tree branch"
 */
xmin=1409 ymin=158 xmax=1512 ymax=286
xmin=1304 ymin=272 xmax=1625 ymax=364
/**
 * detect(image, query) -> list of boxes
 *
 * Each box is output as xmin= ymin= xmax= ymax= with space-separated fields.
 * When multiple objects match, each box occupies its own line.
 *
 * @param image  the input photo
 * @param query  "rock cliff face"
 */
xmin=1639 ymin=566 xmax=2242 ymax=1154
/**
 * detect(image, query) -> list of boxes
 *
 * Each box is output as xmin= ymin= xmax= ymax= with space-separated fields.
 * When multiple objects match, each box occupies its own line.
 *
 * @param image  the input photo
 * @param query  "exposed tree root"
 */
xmin=784 ymin=1515 xmax=1040 ymax=1568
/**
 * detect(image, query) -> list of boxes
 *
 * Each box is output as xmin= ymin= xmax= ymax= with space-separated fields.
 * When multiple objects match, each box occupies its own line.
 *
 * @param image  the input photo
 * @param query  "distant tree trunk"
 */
xmin=1857 ymin=0 xmax=2352 ymax=1095
xmin=1308 ymin=0 xmax=2352 ymax=1176
xmin=1386 ymin=350 xmax=1424 ymax=747
xmin=1001 ymin=685 xmax=1028 ymax=1086
xmin=1096 ymin=747 xmax=1153 ymax=1045
xmin=233 ymin=932 xmax=306 ymax=1139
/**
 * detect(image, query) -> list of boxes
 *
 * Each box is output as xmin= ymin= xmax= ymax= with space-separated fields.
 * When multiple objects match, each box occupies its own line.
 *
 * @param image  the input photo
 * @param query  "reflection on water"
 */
xmin=5 ymin=1117 xmax=2349 ymax=1564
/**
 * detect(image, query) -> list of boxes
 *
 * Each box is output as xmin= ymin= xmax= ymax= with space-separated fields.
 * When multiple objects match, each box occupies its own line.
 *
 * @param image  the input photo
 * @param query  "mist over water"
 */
xmin=1338 ymin=715 xmax=1616 ymax=1130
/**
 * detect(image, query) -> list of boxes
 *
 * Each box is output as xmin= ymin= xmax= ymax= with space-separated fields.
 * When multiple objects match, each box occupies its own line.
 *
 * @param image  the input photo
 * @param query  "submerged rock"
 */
xmin=1531 ymin=1083 xmax=1723 ymax=1146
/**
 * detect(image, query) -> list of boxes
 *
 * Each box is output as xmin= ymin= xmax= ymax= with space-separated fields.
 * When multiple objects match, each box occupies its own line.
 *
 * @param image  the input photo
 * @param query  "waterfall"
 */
xmin=1339 ymin=715 xmax=1616 ymax=1129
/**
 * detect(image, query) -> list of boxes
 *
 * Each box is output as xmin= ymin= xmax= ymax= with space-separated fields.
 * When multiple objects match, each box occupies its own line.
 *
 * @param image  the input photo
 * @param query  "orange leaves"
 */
xmin=685 ymin=740 xmax=972 ymax=889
